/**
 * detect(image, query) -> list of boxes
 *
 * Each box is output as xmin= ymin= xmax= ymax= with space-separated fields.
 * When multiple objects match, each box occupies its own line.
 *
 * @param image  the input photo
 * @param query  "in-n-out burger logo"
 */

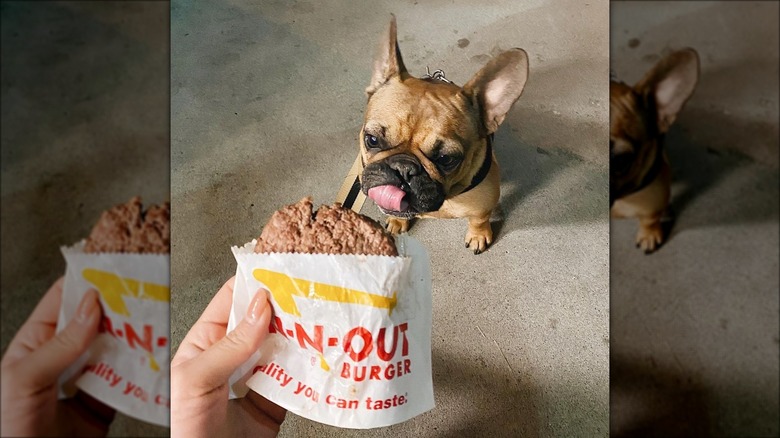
xmin=253 ymin=269 xmax=412 ymax=381
xmin=82 ymin=269 xmax=169 ymax=371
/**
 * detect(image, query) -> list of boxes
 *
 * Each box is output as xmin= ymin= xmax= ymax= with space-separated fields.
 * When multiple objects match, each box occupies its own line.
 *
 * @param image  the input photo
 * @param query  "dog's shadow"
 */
xmin=663 ymin=107 xmax=778 ymax=241
xmin=490 ymin=112 xmax=608 ymax=241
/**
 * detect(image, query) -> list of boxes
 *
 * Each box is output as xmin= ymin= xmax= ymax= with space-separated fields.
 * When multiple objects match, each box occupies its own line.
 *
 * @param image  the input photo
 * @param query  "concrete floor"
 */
xmin=610 ymin=2 xmax=780 ymax=437
xmin=171 ymin=1 xmax=609 ymax=437
xmin=0 ymin=2 xmax=169 ymax=436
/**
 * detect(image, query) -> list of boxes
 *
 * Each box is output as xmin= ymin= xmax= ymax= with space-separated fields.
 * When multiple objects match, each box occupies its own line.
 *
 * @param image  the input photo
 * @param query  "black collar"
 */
xmin=460 ymin=134 xmax=493 ymax=194
xmin=633 ymin=139 xmax=664 ymax=194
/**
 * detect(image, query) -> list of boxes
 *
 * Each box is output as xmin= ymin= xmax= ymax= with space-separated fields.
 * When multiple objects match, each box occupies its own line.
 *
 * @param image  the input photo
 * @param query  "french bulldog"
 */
xmin=610 ymin=48 xmax=699 ymax=253
xmin=358 ymin=15 xmax=529 ymax=254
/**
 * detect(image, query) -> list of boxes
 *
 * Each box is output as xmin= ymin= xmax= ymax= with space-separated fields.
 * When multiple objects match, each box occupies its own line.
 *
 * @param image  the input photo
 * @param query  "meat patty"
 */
xmin=255 ymin=197 xmax=397 ymax=256
xmin=84 ymin=196 xmax=170 ymax=254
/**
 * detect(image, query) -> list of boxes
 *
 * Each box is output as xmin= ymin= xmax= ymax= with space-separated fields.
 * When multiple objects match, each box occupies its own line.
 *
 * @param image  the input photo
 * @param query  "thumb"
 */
xmin=19 ymin=289 xmax=101 ymax=390
xmin=184 ymin=289 xmax=272 ymax=393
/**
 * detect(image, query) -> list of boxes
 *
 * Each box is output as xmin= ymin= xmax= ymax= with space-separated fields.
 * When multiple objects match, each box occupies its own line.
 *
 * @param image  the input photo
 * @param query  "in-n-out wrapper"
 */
xmin=57 ymin=242 xmax=170 ymax=427
xmin=227 ymin=235 xmax=434 ymax=429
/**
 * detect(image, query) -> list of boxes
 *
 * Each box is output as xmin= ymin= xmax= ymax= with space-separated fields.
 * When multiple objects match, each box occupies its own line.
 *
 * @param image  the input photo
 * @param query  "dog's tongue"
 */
xmin=368 ymin=185 xmax=408 ymax=212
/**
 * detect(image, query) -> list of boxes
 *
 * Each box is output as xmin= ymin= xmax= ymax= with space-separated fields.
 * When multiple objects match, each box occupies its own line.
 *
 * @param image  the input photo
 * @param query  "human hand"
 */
xmin=171 ymin=277 xmax=286 ymax=438
xmin=1 ymin=277 xmax=116 ymax=437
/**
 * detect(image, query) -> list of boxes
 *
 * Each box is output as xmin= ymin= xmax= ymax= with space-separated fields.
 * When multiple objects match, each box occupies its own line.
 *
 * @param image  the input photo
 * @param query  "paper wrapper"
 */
xmin=56 ymin=242 xmax=170 ymax=427
xmin=227 ymin=235 xmax=434 ymax=429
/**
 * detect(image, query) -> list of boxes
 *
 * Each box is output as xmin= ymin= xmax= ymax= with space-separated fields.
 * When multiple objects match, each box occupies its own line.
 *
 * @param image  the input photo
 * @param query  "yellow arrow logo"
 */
xmin=82 ymin=269 xmax=170 ymax=316
xmin=252 ymin=269 xmax=397 ymax=317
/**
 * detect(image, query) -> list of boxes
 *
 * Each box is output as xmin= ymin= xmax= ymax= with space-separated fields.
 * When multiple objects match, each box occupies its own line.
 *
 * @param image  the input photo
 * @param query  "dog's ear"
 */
xmin=635 ymin=48 xmax=699 ymax=133
xmin=463 ymin=49 xmax=529 ymax=135
xmin=366 ymin=14 xmax=408 ymax=96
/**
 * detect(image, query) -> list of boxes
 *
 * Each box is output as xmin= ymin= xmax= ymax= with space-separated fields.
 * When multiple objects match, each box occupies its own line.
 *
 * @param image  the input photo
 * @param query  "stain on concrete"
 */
xmin=642 ymin=53 xmax=660 ymax=63
xmin=470 ymin=53 xmax=491 ymax=63
xmin=628 ymin=38 xmax=640 ymax=48
xmin=457 ymin=38 xmax=470 ymax=48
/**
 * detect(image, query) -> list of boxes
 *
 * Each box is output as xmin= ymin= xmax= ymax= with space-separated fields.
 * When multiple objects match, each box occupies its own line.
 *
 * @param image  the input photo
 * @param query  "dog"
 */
xmin=358 ymin=15 xmax=529 ymax=254
xmin=610 ymin=48 xmax=699 ymax=253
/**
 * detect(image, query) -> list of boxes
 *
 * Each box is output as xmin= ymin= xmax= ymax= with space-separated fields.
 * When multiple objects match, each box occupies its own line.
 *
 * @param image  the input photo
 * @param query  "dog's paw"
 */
xmin=635 ymin=223 xmax=664 ymax=254
xmin=465 ymin=227 xmax=493 ymax=255
xmin=386 ymin=217 xmax=409 ymax=235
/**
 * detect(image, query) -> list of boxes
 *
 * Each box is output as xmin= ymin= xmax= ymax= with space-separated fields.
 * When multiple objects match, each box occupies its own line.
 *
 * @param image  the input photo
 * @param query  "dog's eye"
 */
xmin=364 ymin=134 xmax=380 ymax=149
xmin=435 ymin=154 xmax=461 ymax=172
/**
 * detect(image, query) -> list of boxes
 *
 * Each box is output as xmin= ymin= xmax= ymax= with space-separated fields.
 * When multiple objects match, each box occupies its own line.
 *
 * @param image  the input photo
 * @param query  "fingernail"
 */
xmin=76 ymin=289 xmax=99 ymax=324
xmin=246 ymin=289 xmax=268 ymax=325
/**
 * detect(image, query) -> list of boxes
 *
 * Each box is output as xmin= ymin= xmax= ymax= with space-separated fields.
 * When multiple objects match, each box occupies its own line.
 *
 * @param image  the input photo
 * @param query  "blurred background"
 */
xmin=0 ymin=1 xmax=169 ymax=436
xmin=610 ymin=1 xmax=779 ymax=437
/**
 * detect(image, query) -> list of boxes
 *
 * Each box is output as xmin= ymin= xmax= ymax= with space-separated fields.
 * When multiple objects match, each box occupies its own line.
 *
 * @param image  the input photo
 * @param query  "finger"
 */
xmin=177 ymin=289 xmax=271 ymax=393
xmin=27 ymin=277 xmax=66 ymax=324
xmin=171 ymin=277 xmax=236 ymax=367
xmin=2 ymin=278 xmax=66 ymax=366
xmin=15 ymin=289 xmax=102 ymax=390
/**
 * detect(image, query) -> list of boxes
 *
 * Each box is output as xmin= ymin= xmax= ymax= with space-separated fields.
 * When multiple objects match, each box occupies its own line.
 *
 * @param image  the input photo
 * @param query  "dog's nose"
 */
xmin=387 ymin=154 xmax=422 ymax=182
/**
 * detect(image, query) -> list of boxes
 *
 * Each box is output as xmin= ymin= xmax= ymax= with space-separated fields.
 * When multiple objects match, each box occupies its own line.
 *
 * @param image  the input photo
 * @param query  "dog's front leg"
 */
xmin=386 ymin=217 xmax=410 ymax=235
xmin=465 ymin=212 xmax=493 ymax=254
xmin=636 ymin=214 xmax=664 ymax=253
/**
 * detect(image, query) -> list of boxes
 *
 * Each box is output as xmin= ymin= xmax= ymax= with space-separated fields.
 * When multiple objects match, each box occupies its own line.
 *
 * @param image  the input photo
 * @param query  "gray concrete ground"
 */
xmin=0 ymin=2 xmax=169 ymax=436
xmin=171 ymin=1 xmax=609 ymax=437
xmin=610 ymin=2 xmax=780 ymax=437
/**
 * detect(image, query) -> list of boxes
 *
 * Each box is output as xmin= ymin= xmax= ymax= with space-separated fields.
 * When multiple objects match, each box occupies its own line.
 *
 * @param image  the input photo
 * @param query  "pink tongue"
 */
xmin=368 ymin=185 xmax=408 ymax=212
